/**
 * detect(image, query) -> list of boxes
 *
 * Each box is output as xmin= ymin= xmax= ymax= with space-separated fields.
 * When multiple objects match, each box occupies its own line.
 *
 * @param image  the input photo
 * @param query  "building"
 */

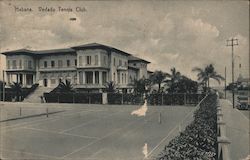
xmin=1 ymin=43 xmax=150 ymax=92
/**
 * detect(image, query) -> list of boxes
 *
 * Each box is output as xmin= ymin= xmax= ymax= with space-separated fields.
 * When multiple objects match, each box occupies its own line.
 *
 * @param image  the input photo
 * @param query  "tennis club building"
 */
xmin=1 ymin=43 xmax=150 ymax=92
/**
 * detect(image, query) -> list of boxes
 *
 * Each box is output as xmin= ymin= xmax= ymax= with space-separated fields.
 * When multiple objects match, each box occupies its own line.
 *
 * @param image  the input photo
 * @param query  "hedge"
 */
xmin=156 ymin=94 xmax=217 ymax=160
xmin=44 ymin=92 xmax=102 ymax=104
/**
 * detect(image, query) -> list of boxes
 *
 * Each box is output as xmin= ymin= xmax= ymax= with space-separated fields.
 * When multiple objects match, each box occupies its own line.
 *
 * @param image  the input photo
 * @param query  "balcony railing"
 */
xmin=117 ymin=65 xmax=127 ymax=71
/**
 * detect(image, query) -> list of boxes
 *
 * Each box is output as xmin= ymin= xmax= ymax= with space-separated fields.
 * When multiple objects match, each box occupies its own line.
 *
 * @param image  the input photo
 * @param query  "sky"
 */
xmin=0 ymin=0 xmax=249 ymax=86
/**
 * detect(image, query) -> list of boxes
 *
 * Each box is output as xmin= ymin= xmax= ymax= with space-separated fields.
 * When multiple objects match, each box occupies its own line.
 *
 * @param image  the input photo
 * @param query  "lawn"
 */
xmin=0 ymin=102 xmax=196 ymax=160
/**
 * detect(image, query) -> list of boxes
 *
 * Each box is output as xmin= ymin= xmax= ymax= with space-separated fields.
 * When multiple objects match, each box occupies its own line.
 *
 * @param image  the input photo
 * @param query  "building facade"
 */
xmin=1 ymin=43 xmax=150 ymax=92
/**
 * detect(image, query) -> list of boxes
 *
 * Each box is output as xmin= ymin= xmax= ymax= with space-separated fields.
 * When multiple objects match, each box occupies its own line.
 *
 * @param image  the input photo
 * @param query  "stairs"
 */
xmin=23 ymin=86 xmax=53 ymax=103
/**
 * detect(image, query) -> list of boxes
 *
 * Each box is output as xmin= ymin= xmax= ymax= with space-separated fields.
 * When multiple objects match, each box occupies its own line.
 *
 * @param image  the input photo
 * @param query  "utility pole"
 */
xmin=224 ymin=67 xmax=227 ymax=99
xmin=2 ymin=70 xmax=5 ymax=102
xmin=226 ymin=38 xmax=239 ymax=108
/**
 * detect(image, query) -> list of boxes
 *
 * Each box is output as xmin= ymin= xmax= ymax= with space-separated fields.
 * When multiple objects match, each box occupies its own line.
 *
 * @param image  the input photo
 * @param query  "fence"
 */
xmin=44 ymin=92 xmax=103 ymax=104
xmin=216 ymin=94 xmax=231 ymax=160
xmin=108 ymin=93 xmax=205 ymax=105
xmin=0 ymin=84 xmax=39 ymax=102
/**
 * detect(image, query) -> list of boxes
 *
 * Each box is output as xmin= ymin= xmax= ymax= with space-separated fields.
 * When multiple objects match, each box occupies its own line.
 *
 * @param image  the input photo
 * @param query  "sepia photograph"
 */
xmin=0 ymin=0 xmax=249 ymax=160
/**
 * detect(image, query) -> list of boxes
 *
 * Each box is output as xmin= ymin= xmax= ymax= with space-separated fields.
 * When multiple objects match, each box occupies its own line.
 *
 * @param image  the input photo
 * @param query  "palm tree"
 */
xmin=56 ymin=80 xmax=74 ymax=93
xmin=104 ymin=81 xmax=117 ymax=93
xmin=10 ymin=82 xmax=22 ymax=101
xmin=192 ymin=64 xmax=225 ymax=90
xmin=149 ymin=70 xmax=167 ymax=93
xmin=164 ymin=67 xmax=182 ymax=88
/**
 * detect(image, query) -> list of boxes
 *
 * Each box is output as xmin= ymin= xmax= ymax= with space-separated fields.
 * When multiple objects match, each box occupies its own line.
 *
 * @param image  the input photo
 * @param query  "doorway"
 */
xmin=43 ymin=79 xmax=48 ymax=87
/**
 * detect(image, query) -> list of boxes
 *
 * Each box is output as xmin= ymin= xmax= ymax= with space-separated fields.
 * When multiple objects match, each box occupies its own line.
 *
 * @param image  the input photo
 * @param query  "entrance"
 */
xmin=43 ymin=79 xmax=48 ymax=87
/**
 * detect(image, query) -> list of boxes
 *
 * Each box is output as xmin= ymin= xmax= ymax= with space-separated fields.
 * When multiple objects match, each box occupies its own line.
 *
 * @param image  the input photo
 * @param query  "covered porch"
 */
xmin=6 ymin=71 xmax=36 ymax=87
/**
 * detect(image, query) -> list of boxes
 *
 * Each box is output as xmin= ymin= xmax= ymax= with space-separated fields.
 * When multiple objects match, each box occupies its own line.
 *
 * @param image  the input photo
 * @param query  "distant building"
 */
xmin=1 ymin=43 xmax=151 ymax=92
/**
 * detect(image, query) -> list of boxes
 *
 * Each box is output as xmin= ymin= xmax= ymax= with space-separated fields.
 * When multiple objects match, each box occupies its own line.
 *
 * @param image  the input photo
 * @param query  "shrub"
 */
xmin=156 ymin=94 xmax=217 ymax=160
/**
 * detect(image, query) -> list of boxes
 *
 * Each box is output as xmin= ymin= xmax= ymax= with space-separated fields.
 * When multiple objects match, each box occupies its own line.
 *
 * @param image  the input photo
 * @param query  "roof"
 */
xmin=71 ymin=43 xmax=131 ymax=56
xmin=128 ymin=55 xmax=150 ymax=64
xmin=1 ymin=49 xmax=35 ymax=56
xmin=1 ymin=48 xmax=75 ymax=56
xmin=34 ymin=48 xmax=75 ymax=55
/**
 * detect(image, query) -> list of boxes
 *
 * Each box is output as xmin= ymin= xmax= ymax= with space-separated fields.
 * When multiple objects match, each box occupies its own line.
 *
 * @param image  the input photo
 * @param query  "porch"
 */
xmin=6 ymin=71 xmax=36 ymax=87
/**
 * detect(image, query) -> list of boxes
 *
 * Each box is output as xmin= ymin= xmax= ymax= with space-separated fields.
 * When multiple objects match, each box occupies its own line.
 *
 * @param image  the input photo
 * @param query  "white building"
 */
xmin=1 ymin=43 xmax=150 ymax=92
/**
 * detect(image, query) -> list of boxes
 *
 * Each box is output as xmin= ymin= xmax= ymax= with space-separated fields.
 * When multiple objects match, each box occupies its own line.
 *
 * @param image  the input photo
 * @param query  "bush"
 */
xmin=156 ymin=94 xmax=217 ymax=160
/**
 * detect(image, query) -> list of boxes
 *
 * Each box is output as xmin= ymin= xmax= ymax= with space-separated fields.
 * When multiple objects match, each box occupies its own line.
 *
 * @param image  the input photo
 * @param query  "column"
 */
xmin=93 ymin=71 xmax=95 ymax=84
xmin=23 ymin=74 xmax=26 ymax=86
xmin=16 ymin=74 xmax=19 ymax=83
xmin=77 ymin=71 xmax=80 ymax=84
xmin=82 ymin=71 xmax=86 ymax=84
xmin=99 ymin=71 xmax=102 ymax=85
xmin=33 ymin=74 xmax=36 ymax=85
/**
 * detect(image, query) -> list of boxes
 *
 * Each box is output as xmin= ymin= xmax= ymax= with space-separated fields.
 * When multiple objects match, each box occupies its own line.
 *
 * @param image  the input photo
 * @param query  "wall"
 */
xmin=110 ymin=51 xmax=128 ymax=86
xmin=6 ymin=55 xmax=35 ymax=71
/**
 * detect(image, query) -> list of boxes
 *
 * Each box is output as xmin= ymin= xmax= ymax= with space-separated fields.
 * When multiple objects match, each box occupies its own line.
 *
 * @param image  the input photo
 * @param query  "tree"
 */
xmin=54 ymin=80 xmax=74 ymax=93
xmin=192 ymin=64 xmax=225 ymax=91
xmin=10 ymin=82 xmax=22 ymax=101
xmin=164 ymin=68 xmax=182 ymax=91
xmin=104 ymin=81 xmax=117 ymax=93
xmin=166 ymin=67 xmax=182 ymax=84
xmin=133 ymin=78 xmax=151 ymax=94
xmin=149 ymin=71 xmax=167 ymax=93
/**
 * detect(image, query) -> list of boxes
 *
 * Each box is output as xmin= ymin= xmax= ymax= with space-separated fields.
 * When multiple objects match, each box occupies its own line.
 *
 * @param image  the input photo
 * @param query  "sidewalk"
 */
xmin=220 ymin=99 xmax=249 ymax=160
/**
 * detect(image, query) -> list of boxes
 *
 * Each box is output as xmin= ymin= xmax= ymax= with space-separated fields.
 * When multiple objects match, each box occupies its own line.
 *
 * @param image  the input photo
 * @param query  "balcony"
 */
xmin=117 ymin=65 xmax=127 ymax=71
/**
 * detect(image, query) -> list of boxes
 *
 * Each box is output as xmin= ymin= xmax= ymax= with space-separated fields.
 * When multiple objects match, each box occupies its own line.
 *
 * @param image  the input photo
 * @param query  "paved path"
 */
xmin=220 ymin=99 xmax=249 ymax=160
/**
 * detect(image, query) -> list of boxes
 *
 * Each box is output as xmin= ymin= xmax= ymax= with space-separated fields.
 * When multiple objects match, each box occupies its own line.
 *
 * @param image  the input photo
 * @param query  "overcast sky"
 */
xmin=0 ymin=0 xmax=249 ymax=85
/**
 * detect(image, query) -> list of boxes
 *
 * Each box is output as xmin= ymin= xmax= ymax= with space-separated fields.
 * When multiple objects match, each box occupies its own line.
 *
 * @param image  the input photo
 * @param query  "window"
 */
xmin=51 ymin=61 xmax=55 ymax=68
xmin=104 ymin=56 xmax=107 ymax=65
xmin=12 ymin=60 xmax=17 ymax=69
xmin=124 ymin=73 xmax=126 ymax=83
xmin=133 ymin=63 xmax=136 ymax=66
xmin=44 ymin=61 xmax=47 ymax=68
xmin=122 ymin=73 xmax=124 ymax=84
xmin=95 ymin=71 xmax=99 ymax=84
xmin=118 ymin=72 xmax=120 ymax=83
xmin=86 ymin=71 xmax=93 ymax=84
xmin=113 ymin=58 xmax=116 ymax=66
xmin=67 ymin=60 xmax=70 ymax=67
xmin=86 ymin=56 xmax=91 ymax=65
xmin=124 ymin=62 xmax=127 ymax=66
xmin=113 ymin=72 xmax=116 ymax=81
xmin=102 ymin=72 xmax=107 ymax=83
xmin=75 ymin=59 xmax=77 ymax=66
xmin=95 ymin=55 xmax=98 ymax=65
xmin=19 ymin=60 xmax=22 ymax=69
xmin=28 ymin=61 xmax=32 ymax=69
xmin=58 ymin=60 xmax=63 ymax=68
xmin=119 ymin=60 xmax=122 ymax=66
xmin=7 ymin=60 xmax=10 ymax=69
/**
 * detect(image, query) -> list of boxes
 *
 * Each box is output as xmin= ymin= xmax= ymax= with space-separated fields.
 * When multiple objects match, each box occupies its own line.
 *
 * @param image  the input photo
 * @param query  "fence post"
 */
xmin=46 ymin=108 xmax=48 ymax=118
xmin=161 ymin=94 xmax=163 ymax=105
xmin=121 ymin=93 xmax=124 ymax=104
xmin=57 ymin=95 xmax=60 ymax=103
xmin=184 ymin=93 xmax=186 ymax=105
